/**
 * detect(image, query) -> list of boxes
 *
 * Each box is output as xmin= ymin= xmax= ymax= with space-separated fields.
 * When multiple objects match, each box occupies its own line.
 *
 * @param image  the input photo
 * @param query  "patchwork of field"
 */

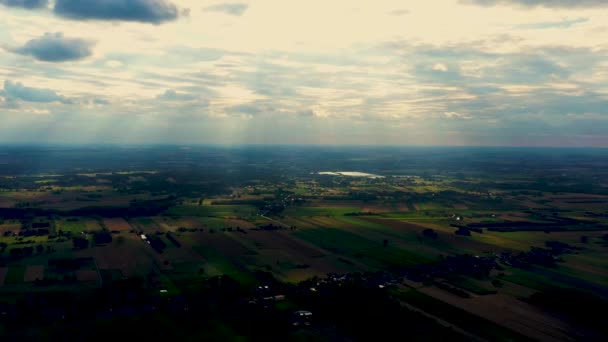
xmin=76 ymin=234 xmax=158 ymax=277
xmin=0 ymin=190 xmax=130 ymax=210
xmin=234 ymin=230 xmax=364 ymax=281
xmin=2 ymin=207 xmax=607 ymax=292
xmin=418 ymin=285 xmax=574 ymax=341
xmin=2 ymin=154 xmax=608 ymax=341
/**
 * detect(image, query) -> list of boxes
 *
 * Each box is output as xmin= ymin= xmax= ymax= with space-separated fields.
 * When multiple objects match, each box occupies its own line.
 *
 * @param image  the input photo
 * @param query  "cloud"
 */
xmin=462 ymin=0 xmax=608 ymax=8
xmin=0 ymin=96 xmax=19 ymax=109
xmin=228 ymin=103 xmax=265 ymax=115
xmin=413 ymin=63 xmax=463 ymax=83
xmin=388 ymin=9 xmax=409 ymax=16
xmin=444 ymin=112 xmax=472 ymax=120
xmin=105 ymin=60 xmax=124 ymax=68
xmin=53 ymin=0 xmax=180 ymax=24
xmin=203 ymin=3 xmax=248 ymax=16
xmin=11 ymin=32 xmax=94 ymax=62
xmin=432 ymin=63 xmax=449 ymax=72
xmin=482 ymin=56 xmax=570 ymax=84
xmin=157 ymin=89 xmax=198 ymax=101
xmin=0 ymin=0 xmax=47 ymax=9
xmin=297 ymin=109 xmax=315 ymax=117
xmin=93 ymin=99 xmax=110 ymax=105
xmin=386 ymin=40 xmax=579 ymax=86
xmin=516 ymin=18 xmax=588 ymax=29
xmin=1 ymin=80 xmax=69 ymax=103
xmin=2 ymin=0 xmax=608 ymax=146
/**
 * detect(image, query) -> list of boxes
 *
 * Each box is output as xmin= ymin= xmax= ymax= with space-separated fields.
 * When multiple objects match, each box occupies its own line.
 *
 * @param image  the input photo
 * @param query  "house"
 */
xmin=263 ymin=294 xmax=286 ymax=301
xmin=291 ymin=310 xmax=313 ymax=326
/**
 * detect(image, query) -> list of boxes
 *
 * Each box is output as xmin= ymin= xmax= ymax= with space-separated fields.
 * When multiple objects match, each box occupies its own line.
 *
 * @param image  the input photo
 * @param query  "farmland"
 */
xmin=0 ymin=145 xmax=607 ymax=340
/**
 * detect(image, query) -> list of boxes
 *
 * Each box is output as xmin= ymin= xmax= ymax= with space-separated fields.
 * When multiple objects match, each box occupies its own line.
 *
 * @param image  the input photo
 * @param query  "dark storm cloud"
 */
xmin=203 ymin=3 xmax=248 ymax=16
xmin=463 ymin=0 xmax=608 ymax=8
xmin=1 ymin=80 xmax=69 ymax=103
xmin=12 ymin=32 xmax=94 ymax=62
xmin=53 ymin=0 xmax=180 ymax=24
xmin=0 ymin=0 xmax=47 ymax=9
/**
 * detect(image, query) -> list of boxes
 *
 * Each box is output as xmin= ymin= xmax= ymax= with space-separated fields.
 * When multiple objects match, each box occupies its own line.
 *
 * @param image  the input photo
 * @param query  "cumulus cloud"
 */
xmin=157 ymin=89 xmax=198 ymax=101
xmin=432 ymin=63 xmax=449 ymax=72
xmin=463 ymin=0 xmax=608 ymax=8
xmin=53 ymin=0 xmax=180 ymax=24
xmin=0 ymin=0 xmax=47 ymax=9
xmin=203 ymin=3 xmax=248 ymax=16
xmin=1 ymin=80 xmax=69 ymax=103
xmin=11 ymin=32 xmax=94 ymax=62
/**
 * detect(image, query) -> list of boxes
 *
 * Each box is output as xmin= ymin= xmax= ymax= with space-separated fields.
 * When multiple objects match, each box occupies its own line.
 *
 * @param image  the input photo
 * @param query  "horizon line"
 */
xmin=0 ymin=142 xmax=607 ymax=150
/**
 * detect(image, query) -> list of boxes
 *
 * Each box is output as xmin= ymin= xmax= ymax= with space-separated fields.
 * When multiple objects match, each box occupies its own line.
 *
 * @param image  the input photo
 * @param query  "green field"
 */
xmin=192 ymin=245 xmax=257 ymax=287
xmin=4 ymin=265 xmax=26 ymax=284
xmin=168 ymin=204 xmax=257 ymax=217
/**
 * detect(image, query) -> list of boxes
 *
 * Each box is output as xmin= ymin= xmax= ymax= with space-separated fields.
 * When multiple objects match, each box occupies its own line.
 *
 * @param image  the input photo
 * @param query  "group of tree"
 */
xmin=455 ymin=227 xmax=471 ymax=236
xmin=165 ymin=232 xmax=181 ymax=247
xmin=422 ymin=228 xmax=438 ymax=239
xmin=8 ymin=245 xmax=44 ymax=258
xmin=147 ymin=235 xmax=167 ymax=254
xmin=19 ymin=229 xmax=50 ymax=237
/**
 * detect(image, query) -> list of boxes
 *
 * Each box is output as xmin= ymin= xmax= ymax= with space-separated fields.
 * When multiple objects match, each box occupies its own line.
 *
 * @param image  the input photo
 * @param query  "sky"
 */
xmin=1 ymin=0 xmax=608 ymax=146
